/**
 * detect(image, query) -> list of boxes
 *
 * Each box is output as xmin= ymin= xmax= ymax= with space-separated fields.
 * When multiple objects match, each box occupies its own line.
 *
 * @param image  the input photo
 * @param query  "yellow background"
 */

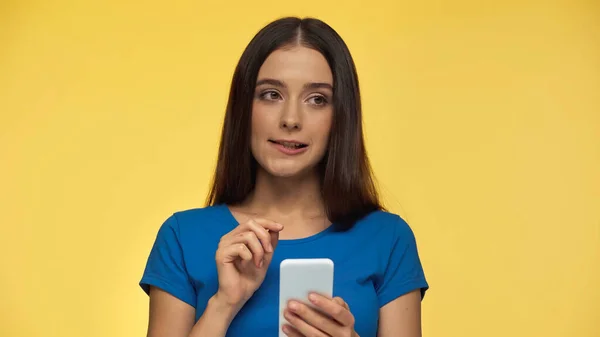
xmin=1 ymin=0 xmax=599 ymax=336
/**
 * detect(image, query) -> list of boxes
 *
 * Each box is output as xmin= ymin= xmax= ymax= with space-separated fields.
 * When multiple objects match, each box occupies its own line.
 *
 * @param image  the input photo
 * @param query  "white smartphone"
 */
xmin=279 ymin=258 xmax=334 ymax=337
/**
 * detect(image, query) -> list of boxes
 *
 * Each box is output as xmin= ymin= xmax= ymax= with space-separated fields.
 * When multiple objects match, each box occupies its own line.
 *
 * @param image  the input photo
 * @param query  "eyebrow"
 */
xmin=255 ymin=78 xmax=333 ymax=91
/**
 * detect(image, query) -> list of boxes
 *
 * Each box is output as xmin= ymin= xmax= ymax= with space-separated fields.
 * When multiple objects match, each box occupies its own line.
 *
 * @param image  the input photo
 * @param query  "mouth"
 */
xmin=268 ymin=139 xmax=308 ymax=150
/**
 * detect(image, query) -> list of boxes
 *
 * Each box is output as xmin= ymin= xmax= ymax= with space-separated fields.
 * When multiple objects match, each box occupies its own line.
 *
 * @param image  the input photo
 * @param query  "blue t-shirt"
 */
xmin=140 ymin=204 xmax=429 ymax=337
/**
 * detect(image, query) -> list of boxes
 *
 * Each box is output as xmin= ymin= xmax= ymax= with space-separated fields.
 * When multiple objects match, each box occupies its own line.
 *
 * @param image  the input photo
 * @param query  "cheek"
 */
xmin=250 ymin=104 xmax=276 ymax=156
xmin=312 ymin=112 xmax=333 ymax=146
xmin=250 ymin=105 xmax=270 ymax=139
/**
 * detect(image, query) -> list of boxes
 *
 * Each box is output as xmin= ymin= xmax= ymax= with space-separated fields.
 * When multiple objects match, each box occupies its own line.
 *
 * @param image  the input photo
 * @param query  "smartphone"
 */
xmin=278 ymin=258 xmax=334 ymax=337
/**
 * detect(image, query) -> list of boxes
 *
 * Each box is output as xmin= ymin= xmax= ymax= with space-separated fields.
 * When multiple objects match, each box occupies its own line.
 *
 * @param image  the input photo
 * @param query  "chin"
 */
xmin=266 ymin=167 xmax=306 ymax=178
xmin=261 ymin=161 xmax=315 ymax=179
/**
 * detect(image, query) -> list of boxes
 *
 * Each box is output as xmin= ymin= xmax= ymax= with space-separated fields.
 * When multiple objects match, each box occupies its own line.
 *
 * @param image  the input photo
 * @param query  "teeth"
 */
xmin=281 ymin=141 xmax=303 ymax=149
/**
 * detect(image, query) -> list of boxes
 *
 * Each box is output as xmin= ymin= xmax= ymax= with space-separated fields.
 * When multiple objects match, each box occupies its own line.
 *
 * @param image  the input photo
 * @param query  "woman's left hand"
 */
xmin=282 ymin=293 xmax=359 ymax=337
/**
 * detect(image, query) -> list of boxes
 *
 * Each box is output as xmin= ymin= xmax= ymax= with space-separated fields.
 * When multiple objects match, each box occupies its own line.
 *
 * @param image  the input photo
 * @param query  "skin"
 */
xmin=146 ymin=45 xmax=422 ymax=337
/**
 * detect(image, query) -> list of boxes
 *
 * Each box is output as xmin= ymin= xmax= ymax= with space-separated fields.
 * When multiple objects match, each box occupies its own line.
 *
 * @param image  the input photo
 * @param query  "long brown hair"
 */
xmin=206 ymin=17 xmax=384 ymax=230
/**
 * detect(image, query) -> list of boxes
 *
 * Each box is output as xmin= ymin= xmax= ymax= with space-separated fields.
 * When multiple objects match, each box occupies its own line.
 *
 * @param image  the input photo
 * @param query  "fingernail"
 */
xmin=282 ymin=325 xmax=289 ymax=334
xmin=277 ymin=223 xmax=284 ymax=229
xmin=309 ymin=293 xmax=318 ymax=302
xmin=259 ymin=260 xmax=264 ymax=268
xmin=288 ymin=301 xmax=299 ymax=310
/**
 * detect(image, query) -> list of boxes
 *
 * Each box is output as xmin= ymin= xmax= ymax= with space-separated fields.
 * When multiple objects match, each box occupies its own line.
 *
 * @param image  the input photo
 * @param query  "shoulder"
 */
xmin=170 ymin=204 xmax=229 ymax=226
xmin=156 ymin=204 xmax=234 ymax=242
xmin=341 ymin=210 xmax=421 ymax=252
xmin=354 ymin=210 xmax=415 ymax=239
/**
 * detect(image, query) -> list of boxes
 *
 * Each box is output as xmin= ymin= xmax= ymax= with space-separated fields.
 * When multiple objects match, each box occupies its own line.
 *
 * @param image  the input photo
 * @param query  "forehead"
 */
xmin=257 ymin=46 xmax=333 ymax=85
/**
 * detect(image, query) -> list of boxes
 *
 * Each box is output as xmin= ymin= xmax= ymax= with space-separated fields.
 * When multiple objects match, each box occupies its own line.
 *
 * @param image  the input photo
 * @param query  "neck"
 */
xmin=242 ymin=168 xmax=325 ymax=219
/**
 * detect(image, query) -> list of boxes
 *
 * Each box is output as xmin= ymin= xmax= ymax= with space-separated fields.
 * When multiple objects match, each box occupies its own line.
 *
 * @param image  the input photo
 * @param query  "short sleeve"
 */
xmin=376 ymin=215 xmax=429 ymax=308
xmin=139 ymin=214 xmax=197 ymax=308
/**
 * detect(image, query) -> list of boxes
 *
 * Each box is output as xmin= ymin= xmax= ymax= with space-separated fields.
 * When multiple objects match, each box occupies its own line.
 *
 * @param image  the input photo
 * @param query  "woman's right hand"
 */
xmin=213 ymin=218 xmax=284 ymax=313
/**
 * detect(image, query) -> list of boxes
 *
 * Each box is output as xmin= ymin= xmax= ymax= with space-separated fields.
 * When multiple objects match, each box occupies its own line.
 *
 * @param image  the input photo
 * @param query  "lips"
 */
xmin=268 ymin=139 xmax=308 ymax=150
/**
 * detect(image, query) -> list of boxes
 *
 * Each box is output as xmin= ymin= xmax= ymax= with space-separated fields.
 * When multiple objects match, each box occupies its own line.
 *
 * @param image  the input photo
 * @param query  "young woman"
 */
xmin=140 ymin=16 xmax=429 ymax=337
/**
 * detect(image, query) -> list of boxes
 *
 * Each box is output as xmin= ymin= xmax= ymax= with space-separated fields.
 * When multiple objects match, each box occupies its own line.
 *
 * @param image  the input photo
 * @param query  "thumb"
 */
xmin=333 ymin=297 xmax=349 ymax=309
xmin=264 ymin=229 xmax=280 ymax=262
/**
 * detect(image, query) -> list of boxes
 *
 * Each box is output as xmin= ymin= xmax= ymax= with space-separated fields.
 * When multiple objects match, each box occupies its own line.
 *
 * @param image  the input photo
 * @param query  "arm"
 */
xmin=141 ymin=215 xmax=282 ymax=337
xmin=147 ymin=287 xmax=237 ymax=337
xmin=377 ymin=289 xmax=422 ymax=337
xmin=376 ymin=215 xmax=428 ymax=337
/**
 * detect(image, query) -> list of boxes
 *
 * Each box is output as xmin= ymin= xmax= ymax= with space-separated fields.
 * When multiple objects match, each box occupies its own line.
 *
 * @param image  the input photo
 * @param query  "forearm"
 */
xmin=188 ymin=295 xmax=239 ymax=337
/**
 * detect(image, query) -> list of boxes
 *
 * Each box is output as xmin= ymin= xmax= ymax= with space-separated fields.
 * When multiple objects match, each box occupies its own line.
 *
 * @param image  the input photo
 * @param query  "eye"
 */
xmin=259 ymin=90 xmax=282 ymax=101
xmin=307 ymin=95 xmax=328 ymax=106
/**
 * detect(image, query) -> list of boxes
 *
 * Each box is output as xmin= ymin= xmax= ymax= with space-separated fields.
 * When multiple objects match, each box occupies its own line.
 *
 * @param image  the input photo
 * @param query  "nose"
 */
xmin=280 ymin=101 xmax=302 ymax=131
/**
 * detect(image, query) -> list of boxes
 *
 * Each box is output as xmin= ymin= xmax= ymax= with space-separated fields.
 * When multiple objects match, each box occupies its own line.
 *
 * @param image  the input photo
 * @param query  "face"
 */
xmin=250 ymin=45 xmax=334 ymax=178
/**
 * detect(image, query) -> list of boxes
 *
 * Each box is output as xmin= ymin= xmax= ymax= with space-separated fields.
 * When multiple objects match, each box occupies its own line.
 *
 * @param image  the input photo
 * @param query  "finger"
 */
xmin=238 ymin=231 xmax=264 ymax=267
xmin=232 ymin=218 xmax=283 ymax=235
xmin=268 ymin=226 xmax=280 ymax=252
xmin=229 ymin=218 xmax=283 ymax=253
xmin=288 ymin=300 xmax=342 ymax=335
xmin=283 ymin=308 xmax=328 ymax=337
xmin=222 ymin=231 xmax=265 ymax=268
xmin=251 ymin=218 xmax=285 ymax=233
xmin=332 ymin=297 xmax=349 ymax=309
xmin=218 ymin=243 xmax=252 ymax=264
xmin=282 ymin=323 xmax=304 ymax=337
xmin=309 ymin=293 xmax=355 ymax=327
xmin=246 ymin=219 xmax=275 ymax=254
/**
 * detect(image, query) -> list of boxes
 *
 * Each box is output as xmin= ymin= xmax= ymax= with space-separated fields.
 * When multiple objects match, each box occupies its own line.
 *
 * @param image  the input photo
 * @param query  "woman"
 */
xmin=140 ymin=16 xmax=429 ymax=337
